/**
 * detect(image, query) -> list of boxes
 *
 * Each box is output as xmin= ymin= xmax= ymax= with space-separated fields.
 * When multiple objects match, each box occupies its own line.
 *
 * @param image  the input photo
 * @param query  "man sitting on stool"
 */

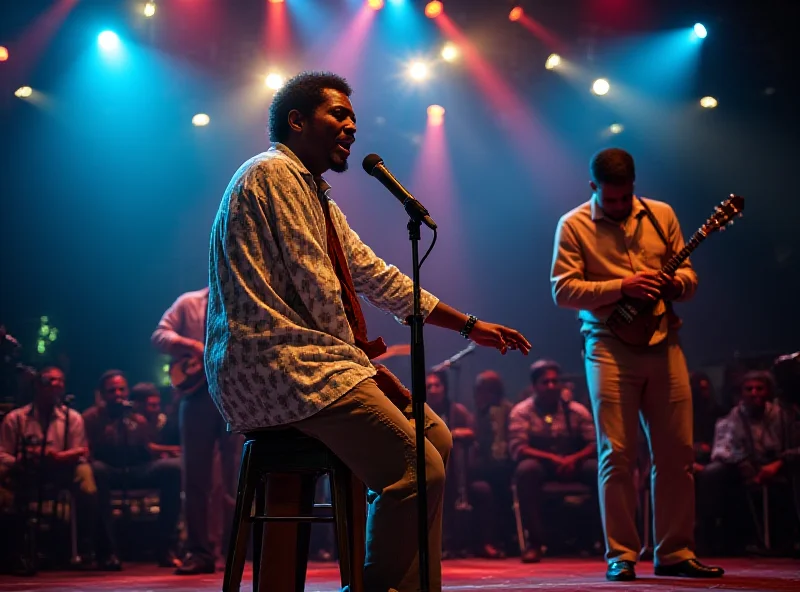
xmin=508 ymin=359 xmax=597 ymax=563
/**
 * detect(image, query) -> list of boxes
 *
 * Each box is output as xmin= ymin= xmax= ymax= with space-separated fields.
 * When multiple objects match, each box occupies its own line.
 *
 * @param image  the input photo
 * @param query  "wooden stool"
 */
xmin=222 ymin=428 xmax=366 ymax=592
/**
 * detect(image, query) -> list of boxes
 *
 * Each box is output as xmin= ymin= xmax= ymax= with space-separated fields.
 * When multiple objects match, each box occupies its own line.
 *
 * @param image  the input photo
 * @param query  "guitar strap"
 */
xmin=637 ymin=196 xmax=670 ymax=253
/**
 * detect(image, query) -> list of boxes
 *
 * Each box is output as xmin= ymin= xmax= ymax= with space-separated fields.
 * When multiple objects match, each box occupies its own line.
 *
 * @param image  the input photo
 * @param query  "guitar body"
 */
xmin=606 ymin=298 xmax=665 ymax=347
xmin=169 ymin=355 xmax=207 ymax=395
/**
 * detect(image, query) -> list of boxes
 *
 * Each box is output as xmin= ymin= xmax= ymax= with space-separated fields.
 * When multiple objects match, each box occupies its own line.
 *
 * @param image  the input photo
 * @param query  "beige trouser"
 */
xmin=584 ymin=333 xmax=696 ymax=566
xmin=295 ymin=377 xmax=452 ymax=592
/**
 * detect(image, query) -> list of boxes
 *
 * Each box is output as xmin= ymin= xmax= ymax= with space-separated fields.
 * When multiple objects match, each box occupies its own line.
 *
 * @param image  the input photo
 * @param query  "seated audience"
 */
xmin=0 ymin=367 xmax=101 ymax=568
xmin=130 ymin=382 xmax=181 ymax=459
xmin=508 ymin=359 xmax=597 ymax=563
xmin=426 ymin=370 xmax=473 ymax=557
xmin=468 ymin=370 xmax=514 ymax=558
xmin=697 ymin=371 xmax=796 ymax=553
xmin=83 ymin=370 xmax=181 ymax=568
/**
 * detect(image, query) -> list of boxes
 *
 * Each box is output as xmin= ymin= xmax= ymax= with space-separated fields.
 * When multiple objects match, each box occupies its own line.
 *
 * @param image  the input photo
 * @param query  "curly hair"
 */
xmin=590 ymin=147 xmax=636 ymax=185
xmin=268 ymin=71 xmax=352 ymax=143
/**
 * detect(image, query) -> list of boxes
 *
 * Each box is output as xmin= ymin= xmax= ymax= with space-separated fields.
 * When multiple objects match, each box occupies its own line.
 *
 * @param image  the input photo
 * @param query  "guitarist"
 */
xmin=151 ymin=287 xmax=243 ymax=575
xmin=550 ymin=148 xmax=722 ymax=582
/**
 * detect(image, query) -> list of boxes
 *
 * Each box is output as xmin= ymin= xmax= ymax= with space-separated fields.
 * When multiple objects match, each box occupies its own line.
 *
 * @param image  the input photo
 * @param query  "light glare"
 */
xmin=427 ymin=105 xmax=445 ymax=126
xmin=265 ymin=72 xmax=286 ymax=90
xmin=367 ymin=0 xmax=384 ymax=9
xmin=700 ymin=96 xmax=718 ymax=108
xmin=441 ymin=43 xmax=459 ymax=62
xmin=144 ymin=2 xmax=156 ymax=17
xmin=609 ymin=123 xmax=624 ymax=134
xmin=0 ymin=46 xmax=8 ymax=62
xmin=98 ymin=31 xmax=120 ymax=51
xmin=693 ymin=23 xmax=707 ymax=39
xmin=424 ymin=1 xmax=443 ymax=19
xmin=509 ymin=7 xmax=523 ymax=22
xmin=545 ymin=53 xmax=561 ymax=70
xmin=409 ymin=61 xmax=429 ymax=81
xmin=192 ymin=113 xmax=210 ymax=126
xmin=592 ymin=78 xmax=610 ymax=96
xmin=15 ymin=86 xmax=33 ymax=98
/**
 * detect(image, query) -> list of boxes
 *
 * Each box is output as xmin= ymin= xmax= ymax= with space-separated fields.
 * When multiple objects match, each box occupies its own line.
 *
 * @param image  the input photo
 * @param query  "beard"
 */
xmin=329 ymin=158 xmax=349 ymax=173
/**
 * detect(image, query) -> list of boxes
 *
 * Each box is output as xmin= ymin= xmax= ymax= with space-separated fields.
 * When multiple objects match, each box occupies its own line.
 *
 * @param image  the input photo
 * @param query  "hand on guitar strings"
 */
xmin=620 ymin=271 xmax=669 ymax=301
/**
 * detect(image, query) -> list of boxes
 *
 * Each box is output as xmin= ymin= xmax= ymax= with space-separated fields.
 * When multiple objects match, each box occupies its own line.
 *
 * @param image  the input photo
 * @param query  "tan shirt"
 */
xmin=0 ymin=404 xmax=87 ymax=468
xmin=206 ymin=144 xmax=439 ymax=431
xmin=550 ymin=196 xmax=698 ymax=343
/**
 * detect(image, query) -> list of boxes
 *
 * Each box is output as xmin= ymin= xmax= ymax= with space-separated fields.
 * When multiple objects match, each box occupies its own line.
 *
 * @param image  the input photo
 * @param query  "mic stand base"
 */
xmin=407 ymin=218 xmax=430 ymax=592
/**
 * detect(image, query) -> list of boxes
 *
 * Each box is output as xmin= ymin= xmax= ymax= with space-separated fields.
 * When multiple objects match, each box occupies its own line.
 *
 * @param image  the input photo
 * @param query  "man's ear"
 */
xmin=288 ymin=109 xmax=304 ymax=134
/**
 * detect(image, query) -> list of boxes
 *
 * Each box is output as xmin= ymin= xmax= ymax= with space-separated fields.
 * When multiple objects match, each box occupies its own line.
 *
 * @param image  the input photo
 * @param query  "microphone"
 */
xmin=362 ymin=154 xmax=437 ymax=230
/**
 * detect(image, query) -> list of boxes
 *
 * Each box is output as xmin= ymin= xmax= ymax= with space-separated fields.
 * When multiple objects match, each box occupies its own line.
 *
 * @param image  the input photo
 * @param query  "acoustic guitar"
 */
xmin=606 ymin=194 xmax=745 ymax=346
xmin=169 ymin=355 xmax=207 ymax=395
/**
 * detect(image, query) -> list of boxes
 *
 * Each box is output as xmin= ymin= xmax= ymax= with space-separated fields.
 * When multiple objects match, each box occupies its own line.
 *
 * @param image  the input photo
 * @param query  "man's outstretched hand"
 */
xmin=470 ymin=321 xmax=531 ymax=355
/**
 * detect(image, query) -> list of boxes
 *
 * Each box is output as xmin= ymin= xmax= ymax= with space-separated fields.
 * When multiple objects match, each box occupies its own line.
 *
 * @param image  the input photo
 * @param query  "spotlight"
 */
xmin=424 ymin=1 xmax=443 ymax=19
xmin=14 ymin=86 xmax=32 ymax=98
xmin=509 ymin=6 xmax=523 ymax=22
xmin=693 ymin=23 xmax=707 ymax=39
xmin=98 ymin=30 xmax=120 ymax=51
xmin=545 ymin=53 xmax=561 ymax=70
xmin=192 ymin=113 xmax=210 ymax=126
xmin=144 ymin=2 xmax=156 ymax=18
xmin=368 ymin=0 xmax=384 ymax=9
xmin=427 ymin=104 xmax=445 ymax=125
xmin=0 ymin=46 xmax=8 ymax=62
xmin=441 ymin=43 xmax=459 ymax=62
xmin=592 ymin=78 xmax=610 ymax=96
xmin=609 ymin=123 xmax=624 ymax=134
xmin=700 ymin=96 xmax=718 ymax=108
xmin=408 ymin=61 xmax=430 ymax=81
xmin=268 ymin=0 xmax=284 ymax=3
xmin=265 ymin=72 xmax=285 ymax=90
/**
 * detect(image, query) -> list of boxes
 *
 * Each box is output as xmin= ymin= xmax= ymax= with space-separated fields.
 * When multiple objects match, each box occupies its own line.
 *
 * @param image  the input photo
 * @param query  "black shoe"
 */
xmin=157 ymin=550 xmax=180 ymax=568
xmin=479 ymin=544 xmax=505 ymax=559
xmin=175 ymin=554 xmax=215 ymax=575
xmin=654 ymin=558 xmax=724 ymax=578
xmin=606 ymin=560 xmax=636 ymax=581
xmin=97 ymin=555 xmax=122 ymax=571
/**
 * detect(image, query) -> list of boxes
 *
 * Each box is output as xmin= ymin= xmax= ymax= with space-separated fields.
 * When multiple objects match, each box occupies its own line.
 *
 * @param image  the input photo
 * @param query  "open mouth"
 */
xmin=335 ymin=139 xmax=352 ymax=156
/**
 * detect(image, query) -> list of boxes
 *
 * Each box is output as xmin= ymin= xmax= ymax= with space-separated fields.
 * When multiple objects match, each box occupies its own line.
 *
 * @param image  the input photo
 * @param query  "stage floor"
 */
xmin=0 ymin=558 xmax=798 ymax=591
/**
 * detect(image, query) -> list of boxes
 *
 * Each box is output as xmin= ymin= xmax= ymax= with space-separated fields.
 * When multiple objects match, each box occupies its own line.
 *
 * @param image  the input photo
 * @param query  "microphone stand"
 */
xmin=407 ymin=217 xmax=430 ymax=592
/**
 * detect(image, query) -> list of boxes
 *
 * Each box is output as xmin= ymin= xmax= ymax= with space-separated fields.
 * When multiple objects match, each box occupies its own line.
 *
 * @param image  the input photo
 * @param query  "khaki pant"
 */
xmin=295 ymin=377 xmax=452 ymax=592
xmin=584 ymin=333 xmax=696 ymax=566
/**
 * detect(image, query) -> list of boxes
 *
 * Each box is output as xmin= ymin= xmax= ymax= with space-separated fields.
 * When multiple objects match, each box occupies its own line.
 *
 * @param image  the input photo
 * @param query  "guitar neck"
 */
xmin=661 ymin=228 xmax=707 ymax=275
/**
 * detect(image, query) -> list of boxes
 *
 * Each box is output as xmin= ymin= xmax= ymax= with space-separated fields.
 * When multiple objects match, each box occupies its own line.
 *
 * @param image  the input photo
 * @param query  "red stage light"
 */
xmin=0 ymin=46 xmax=8 ymax=62
xmin=509 ymin=6 xmax=523 ymax=22
xmin=425 ymin=1 xmax=443 ymax=19
xmin=268 ymin=0 xmax=284 ymax=4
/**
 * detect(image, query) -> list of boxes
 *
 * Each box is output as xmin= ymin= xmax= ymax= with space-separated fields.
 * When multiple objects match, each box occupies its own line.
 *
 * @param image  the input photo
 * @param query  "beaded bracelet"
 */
xmin=460 ymin=314 xmax=478 ymax=339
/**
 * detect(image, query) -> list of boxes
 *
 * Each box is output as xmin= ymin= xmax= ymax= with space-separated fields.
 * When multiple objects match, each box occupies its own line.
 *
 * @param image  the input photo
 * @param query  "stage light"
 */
xmin=427 ymin=104 xmax=445 ymax=126
xmin=693 ymin=23 xmax=707 ymax=39
xmin=268 ymin=0 xmax=284 ymax=3
xmin=609 ymin=123 xmax=624 ymax=134
xmin=441 ymin=43 xmax=459 ymax=62
xmin=98 ymin=30 xmax=120 ymax=51
xmin=192 ymin=113 xmax=210 ymax=126
xmin=15 ymin=86 xmax=33 ymax=98
xmin=265 ymin=72 xmax=285 ymax=90
xmin=545 ymin=53 xmax=561 ymax=70
xmin=424 ymin=1 xmax=443 ymax=19
xmin=144 ymin=2 xmax=156 ymax=18
xmin=700 ymin=96 xmax=718 ymax=108
xmin=592 ymin=78 xmax=610 ymax=96
xmin=0 ymin=46 xmax=8 ymax=62
xmin=408 ymin=61 xmax=430 ymax=81
xmin=509 ymin=6 xmax=523 ymax=22
xmin=367 ymin=0 xmax=384 ymax=9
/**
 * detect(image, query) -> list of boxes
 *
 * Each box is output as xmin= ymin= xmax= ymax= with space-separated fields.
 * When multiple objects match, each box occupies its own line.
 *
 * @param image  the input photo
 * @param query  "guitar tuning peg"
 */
xmin=719 ymin=226 xmax=726 ymax=232
xmin=738 ymin=213 xmax=744 ymax=218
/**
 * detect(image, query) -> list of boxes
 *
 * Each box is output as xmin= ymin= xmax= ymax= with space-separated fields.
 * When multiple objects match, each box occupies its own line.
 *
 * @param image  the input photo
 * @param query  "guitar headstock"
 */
xmin=702 ymin=194 xmax=745 ymax=234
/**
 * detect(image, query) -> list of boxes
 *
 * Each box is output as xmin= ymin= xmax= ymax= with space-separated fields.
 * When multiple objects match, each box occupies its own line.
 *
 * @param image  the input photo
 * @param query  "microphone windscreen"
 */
xmin=362 ymin=153 xmax=383 ymax=175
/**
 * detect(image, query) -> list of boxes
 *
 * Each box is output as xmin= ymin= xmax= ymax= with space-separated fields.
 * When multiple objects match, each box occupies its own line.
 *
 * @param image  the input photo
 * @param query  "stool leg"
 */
xmin=253 ymin=479 xmax=266 ymax=592
xmin=331 ymin=465 xmax=366 ymax=592
xmin=294 ymin=474 xmax=317 ymax=592
xmin=223 ymin=441 xmax=257 ymax=592
xmin=261 ymin=473 xmax=305 ymax=592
